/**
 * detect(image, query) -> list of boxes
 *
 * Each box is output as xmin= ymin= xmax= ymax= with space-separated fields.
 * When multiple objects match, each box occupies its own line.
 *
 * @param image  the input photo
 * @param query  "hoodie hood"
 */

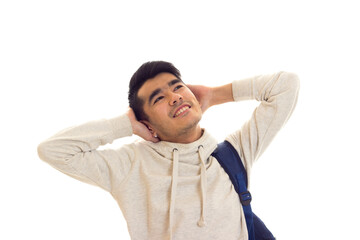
xmin=145 ymin=129 xmax=218 ymax=239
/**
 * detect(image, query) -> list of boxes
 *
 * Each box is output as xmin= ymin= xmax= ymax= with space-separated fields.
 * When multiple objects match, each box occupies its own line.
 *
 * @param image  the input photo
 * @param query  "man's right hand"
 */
xmin=126 ymin=108 xmax=159 ymax=143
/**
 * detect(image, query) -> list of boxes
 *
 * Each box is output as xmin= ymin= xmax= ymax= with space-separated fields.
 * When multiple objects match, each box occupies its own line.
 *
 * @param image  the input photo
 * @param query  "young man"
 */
xmin=38 ymin=61 xmax=300 ymax=240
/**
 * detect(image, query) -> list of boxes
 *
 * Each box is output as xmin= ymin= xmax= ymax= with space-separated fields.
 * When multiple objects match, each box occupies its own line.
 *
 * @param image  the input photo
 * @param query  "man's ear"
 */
xmin=140 ymin=120 xmax=155 ymax=134
xmin=140 ymin=120 xmax=158 ymax=138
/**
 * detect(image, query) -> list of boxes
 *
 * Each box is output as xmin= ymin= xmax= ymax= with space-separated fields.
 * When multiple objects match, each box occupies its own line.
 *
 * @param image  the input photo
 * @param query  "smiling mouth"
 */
xmin=173 ymin=105 xmax=191 ymax=118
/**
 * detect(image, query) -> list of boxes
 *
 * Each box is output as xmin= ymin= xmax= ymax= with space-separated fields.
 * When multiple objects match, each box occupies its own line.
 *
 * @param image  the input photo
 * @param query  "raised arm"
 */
xmin=37 ymin=113 xmax=136 ymax=193
xmin=189 ymin=71 xmax=300 ymax=174
xmin=226 ymin=71 xmax=300 ymax=172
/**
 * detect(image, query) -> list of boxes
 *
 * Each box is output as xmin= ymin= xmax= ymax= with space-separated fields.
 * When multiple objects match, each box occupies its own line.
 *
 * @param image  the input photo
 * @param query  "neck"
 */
xmin=160 ymin=125 xmax=203 ymax=144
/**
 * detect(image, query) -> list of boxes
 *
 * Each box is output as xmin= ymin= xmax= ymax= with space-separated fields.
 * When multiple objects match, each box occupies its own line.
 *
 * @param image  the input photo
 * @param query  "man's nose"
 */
xmin=169 ymin=93 xmax=183 ymax=105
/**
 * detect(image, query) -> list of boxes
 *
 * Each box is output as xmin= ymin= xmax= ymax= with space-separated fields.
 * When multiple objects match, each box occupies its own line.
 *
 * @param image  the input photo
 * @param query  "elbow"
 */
xmin=37 ymin=141 xmax=61 ymax=164
xmin=280 ymin=71 xmax=300 ymax=93
xmin=37 ymin=141 xmax=49 ymax=163
xmin=37 ymin=140 xmax=75 ymax=166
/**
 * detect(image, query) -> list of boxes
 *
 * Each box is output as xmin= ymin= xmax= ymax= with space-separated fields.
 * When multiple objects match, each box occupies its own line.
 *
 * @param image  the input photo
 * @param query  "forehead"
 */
xmin=137 ymin=72 xmax=179 ymax=102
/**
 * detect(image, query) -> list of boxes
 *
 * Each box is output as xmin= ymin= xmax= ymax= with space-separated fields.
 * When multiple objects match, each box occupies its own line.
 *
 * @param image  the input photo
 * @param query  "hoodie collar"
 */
xmin=145 ymin=129 xmax=218 ymax=165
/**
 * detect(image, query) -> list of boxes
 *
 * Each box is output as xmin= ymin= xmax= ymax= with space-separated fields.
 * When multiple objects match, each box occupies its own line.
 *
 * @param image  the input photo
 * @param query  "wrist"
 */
xmin=211 ymin=83 xmax=234 ymax=106
xmin=126 ymin=108 xmax=138 ymax=136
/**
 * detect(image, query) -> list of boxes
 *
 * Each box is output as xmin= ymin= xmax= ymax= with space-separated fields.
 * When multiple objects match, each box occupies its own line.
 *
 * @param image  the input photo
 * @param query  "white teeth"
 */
xmin=175 ymin=106 xmax=189 ymax=117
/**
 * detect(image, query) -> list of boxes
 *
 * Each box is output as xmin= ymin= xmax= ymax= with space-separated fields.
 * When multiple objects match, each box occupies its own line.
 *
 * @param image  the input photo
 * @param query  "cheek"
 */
xmin=183 ymin=91 xmax=196 ymax=102
xmin=186 ymin=92 xmax=200 ymax=108
xmin=149 ymin=104 xmax=169 ymax=120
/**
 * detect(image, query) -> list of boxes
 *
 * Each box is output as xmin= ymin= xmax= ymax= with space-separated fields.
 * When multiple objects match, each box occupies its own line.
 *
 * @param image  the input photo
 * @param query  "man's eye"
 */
xmin=154 ymin=96 xmax=164 ymax=104
xmin=174 ymin=85 xmax=183 ymax=91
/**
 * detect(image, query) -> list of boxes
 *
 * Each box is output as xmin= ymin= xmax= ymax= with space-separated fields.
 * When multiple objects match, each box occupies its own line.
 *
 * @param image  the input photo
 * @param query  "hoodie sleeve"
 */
xmin=226 ymin=71 xmax=300 ymax=172
xmin=37 ymin=113 xmax=134 ymax=193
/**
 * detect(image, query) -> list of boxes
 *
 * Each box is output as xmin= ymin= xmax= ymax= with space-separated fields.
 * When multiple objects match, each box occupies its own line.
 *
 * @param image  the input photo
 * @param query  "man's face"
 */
xmin=137 ymin=72 xmax=202 ymax=142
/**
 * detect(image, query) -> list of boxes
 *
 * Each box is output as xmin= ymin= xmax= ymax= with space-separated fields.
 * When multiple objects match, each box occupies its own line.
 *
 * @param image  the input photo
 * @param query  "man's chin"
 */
xmin=180 ymin=115 xmax=202 ymax=131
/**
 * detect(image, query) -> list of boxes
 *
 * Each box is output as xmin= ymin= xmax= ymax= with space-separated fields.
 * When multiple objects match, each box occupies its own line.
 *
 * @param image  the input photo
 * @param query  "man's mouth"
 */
xmin=173 ymin=105 xmax=191 ymax=118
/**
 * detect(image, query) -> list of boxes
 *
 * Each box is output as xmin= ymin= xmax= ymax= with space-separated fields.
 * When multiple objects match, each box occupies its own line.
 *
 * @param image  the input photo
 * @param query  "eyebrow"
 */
xmin=148 ymin=79 xmax=183 ymax=105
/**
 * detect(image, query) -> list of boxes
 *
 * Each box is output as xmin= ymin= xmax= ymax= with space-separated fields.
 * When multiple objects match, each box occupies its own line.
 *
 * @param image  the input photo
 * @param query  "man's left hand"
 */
xmin=187 ymin=84 xmax=213 ymax=113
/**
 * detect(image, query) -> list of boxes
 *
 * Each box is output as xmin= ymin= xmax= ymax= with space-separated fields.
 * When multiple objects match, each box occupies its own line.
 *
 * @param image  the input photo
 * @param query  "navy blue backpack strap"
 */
xmin=212 ymin=141 xmax=275 ymax=240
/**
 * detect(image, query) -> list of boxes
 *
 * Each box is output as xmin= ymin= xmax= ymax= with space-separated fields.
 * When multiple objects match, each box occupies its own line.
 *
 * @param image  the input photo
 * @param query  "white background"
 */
xmin=1 ymin=0 xmax=359 ymax=239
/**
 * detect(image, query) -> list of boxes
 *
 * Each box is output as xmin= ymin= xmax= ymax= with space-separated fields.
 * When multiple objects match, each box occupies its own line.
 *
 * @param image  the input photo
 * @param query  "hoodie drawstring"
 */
xmin=169 ymin=148 xmax=179 ymax=240
xmin=197 ymin=145 xmax=207 ymax=227
xmin=169 ymin=146 xmax=207 ymax=239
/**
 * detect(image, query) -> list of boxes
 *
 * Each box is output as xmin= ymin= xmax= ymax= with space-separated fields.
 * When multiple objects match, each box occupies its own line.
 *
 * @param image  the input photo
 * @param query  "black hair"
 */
xmin=128 ymin=61 xmax=182 ymax=120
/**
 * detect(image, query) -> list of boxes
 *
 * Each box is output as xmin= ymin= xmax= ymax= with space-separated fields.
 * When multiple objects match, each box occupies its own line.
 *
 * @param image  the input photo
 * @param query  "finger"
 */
xmin=143 ymin=132 xmax=160 ymax=143
xmin=148 ymin=136 xmax=160 ymax=143
xmin=151 ymin=137 xmax=160 ymax=143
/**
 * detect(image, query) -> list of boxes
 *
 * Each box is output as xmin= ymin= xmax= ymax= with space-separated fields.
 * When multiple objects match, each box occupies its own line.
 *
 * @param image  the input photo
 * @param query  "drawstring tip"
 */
xmin=197 ymin=219 xmax=206 ymax=227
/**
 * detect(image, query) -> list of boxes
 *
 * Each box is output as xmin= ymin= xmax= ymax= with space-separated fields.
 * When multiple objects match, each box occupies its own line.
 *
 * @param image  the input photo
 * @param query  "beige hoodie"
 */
xmin=37 ymin=71 xmax=300 ymax=240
